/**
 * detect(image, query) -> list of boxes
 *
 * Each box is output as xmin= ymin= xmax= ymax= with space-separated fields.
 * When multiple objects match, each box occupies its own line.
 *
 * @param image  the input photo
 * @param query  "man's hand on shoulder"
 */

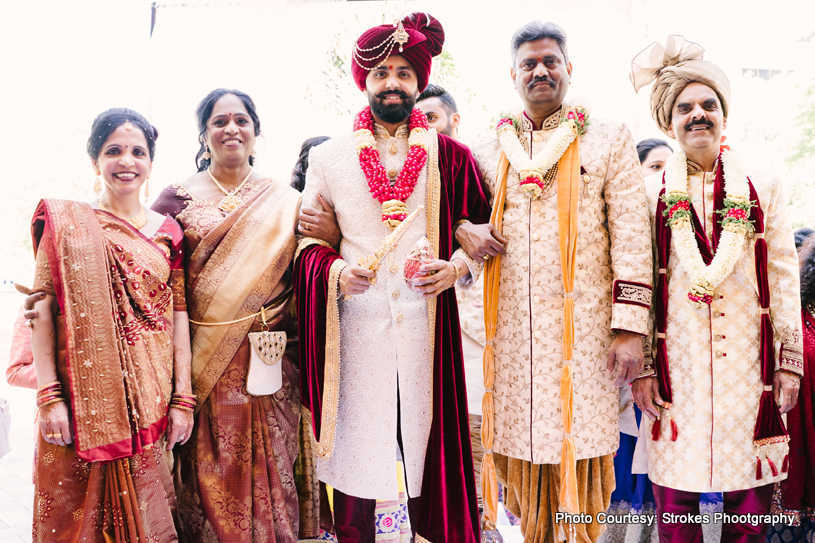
xmin=773 ymin=369 xmax=801 ymax=414
xmin=299 ymin=194 xmax=341 ymax=247
xmin=456 ymin=222 xmax=507 ymax=264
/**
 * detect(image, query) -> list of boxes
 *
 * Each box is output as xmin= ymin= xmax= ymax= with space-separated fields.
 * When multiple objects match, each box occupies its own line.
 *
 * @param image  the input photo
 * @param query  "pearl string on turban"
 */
xmin=351 ymin=12 xmax=445 ymax=93
xmin=630 ymin=35 xmax=731 ymax=136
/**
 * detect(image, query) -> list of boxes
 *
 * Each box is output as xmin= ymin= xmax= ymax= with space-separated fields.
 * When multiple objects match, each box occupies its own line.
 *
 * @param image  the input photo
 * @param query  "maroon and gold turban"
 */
xmin=630 ymin=36 xmax=731 ymax=136
xmin=351 ymin=13 xmax=445 ymax=93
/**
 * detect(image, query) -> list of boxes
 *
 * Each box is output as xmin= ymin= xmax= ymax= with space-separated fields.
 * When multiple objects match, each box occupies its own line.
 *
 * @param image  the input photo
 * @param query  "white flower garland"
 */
xmin=664 ymin=149 xmax=751 ymax=308
xmin=496 ymin=107 xmax=587 ymax=199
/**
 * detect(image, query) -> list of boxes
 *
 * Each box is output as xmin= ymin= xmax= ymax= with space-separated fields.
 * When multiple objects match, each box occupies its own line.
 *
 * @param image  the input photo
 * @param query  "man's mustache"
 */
xmin=375 ymin=90 xmax=409 ymax=100
xmin=528 ymin=76 xmax=554 ymax=89
xmin=685 ymin=119 xmax=713 ymax=131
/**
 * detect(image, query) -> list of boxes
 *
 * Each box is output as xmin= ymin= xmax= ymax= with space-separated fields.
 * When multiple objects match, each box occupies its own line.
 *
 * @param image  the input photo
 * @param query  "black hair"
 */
xmin=291 ymin=136 xmax=331 ymax=193
xmin=510 ymin=21 xmax=569 ymax=66
xmin=636 ymin=138 xmax=672 ymax=164
xmin=417 ymin=84 xmax=458 ymax=114
xmin=87 ymin=108 xmax=158 ymax=161
xmin=195 ymin=88 xmax=261 ymax=172
xmin=796 ymin=228 xmax=815 ymax=308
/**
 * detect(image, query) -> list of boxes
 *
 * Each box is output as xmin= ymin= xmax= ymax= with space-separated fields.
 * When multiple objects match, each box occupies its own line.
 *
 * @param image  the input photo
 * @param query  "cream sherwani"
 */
xmin=471 ymin=108 xmax=653 ymax=464
xmin=302 ymin=124 xmax=477 ymax=500
xmin=641 ymin=160 xmax=804 ymax=492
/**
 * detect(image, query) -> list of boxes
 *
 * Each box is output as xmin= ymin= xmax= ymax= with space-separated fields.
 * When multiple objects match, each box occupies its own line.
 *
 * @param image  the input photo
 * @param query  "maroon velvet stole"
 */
xmin=295 ymin=134 xmax=487 ymax=543
xmin=653 ymin=159 xmax=788 ymax=462
xmin=31 ymin=200 xmax=171 ymax=462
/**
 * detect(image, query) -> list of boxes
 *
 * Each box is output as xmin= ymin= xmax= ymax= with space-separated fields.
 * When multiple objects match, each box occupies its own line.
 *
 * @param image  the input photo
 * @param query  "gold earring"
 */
xmin=202 ymin=148 xmax=211 ymax=160
xmin=93 ymin=175 xmax=102 ymax=198
xmin=144 ymin=177 xmax=150 ymax=205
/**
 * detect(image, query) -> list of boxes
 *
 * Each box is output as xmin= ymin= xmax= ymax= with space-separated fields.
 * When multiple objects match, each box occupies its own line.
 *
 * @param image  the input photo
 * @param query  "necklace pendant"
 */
xmin=218 ymin=194 xmax=241 ymax=213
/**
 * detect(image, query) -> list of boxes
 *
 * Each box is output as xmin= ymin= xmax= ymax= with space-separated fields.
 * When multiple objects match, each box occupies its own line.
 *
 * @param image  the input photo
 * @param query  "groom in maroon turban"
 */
xmin=296 ymin=11 xmax=492 ymax=543
xmin=350 ymin=12 xmax=444 ymax=93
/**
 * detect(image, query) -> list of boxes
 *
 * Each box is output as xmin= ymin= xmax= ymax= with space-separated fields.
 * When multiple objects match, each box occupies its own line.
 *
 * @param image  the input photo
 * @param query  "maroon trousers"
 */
xmin=333 ymin=488 xmax=420 ymax=543
xmin=652 ymin=483 xmax=774 ymax=543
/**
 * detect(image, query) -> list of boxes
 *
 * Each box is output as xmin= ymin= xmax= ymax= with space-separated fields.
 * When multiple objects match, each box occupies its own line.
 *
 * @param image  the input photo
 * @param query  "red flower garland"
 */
xmin=353 ymin=106 xmax=429 ymax=225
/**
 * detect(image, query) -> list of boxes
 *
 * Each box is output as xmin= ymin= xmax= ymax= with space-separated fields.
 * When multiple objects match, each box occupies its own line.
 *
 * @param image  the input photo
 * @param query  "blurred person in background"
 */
xmin=417 ymin=83 xmax=460 ymax=140
xmin=636 ymin=138 xmax=672 ymax=177
xmin=767 ymin=227 xmax=815 ymax=542
xmin=291 ymin=136 xmax=331 ymax=193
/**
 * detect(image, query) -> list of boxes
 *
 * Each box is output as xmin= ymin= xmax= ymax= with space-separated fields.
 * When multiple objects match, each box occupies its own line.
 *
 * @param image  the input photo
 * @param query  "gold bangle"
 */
xmin=38 ymin=397 xmax=65 ymax=409
xmin=37 ymin=380 xmax=61 ymax=393
xmin=451 ymin=259 xmax=465 ymax=278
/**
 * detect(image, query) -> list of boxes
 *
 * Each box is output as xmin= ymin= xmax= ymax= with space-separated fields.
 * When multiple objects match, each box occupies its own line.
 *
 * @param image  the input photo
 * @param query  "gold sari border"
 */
xmin=296 ymin=236 xmax=332 ymax=262
xmin=309 ymin=258 xmax=347 ymax=460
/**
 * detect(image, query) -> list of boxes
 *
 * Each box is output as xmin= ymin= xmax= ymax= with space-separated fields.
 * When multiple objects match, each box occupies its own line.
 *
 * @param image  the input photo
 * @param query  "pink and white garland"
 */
xmin=353 ymin=106 xmax=429 ymax=227
xmin=662 ymin=149 xmax=754 ymax=308
xmin=496 ymin=106 xmax=588 ymax=199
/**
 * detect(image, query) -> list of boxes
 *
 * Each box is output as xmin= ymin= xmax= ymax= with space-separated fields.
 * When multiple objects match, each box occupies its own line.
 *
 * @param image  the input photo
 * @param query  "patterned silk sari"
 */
xmin=30 ymin=199 xmax=185 ymax=543
xmin=152 ymin=179 xmax=304 ymax=542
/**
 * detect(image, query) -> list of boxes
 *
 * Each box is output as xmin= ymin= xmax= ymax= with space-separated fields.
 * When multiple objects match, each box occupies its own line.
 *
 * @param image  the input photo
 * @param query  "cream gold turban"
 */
xmin=630 ymin=36 xmax=731 ymax=136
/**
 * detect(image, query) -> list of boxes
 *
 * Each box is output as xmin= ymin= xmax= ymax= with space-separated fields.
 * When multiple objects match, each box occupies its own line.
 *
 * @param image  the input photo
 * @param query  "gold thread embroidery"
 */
xmin=296 ymin=237 xmax=332 ymax=262
xmin=615 ymin=282 xmax=653 ymax=307
xmin=426 ymin=130 xmax=440 ymax=351
xmin=309 ymin=258 xmax=347 ymax=459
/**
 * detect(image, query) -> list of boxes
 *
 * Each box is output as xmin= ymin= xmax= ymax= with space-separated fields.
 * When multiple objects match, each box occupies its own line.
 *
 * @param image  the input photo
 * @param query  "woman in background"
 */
xmin=767 ymin=228 xmax=815 ymax=541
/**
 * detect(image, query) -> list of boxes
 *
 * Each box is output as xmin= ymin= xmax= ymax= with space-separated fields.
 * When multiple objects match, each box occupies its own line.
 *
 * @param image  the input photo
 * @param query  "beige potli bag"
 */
xmin=481 ymin=152 xmax=509 ymax=531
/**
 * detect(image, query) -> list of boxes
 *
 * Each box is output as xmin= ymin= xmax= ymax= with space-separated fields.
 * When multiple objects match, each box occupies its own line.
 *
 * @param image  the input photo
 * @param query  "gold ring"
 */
xmin=25 ymin=320 xmax=33 ymax=329
xmin=179 ymin=433 xmax=186 ymax=441
xmin=52 ymin=432 xmax=62 ymax=438
xmin=301 ymin=222 xmax=310 ymax=231
xmin=483 ymin=254 xmax=490 ymax=261
xmin=46 ymin=433 xmax=54 ymax=438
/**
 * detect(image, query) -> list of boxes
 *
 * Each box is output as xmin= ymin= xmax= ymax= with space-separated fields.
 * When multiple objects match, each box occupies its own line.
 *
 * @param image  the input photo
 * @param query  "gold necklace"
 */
xmin=99 ymin=200 xmax=148 ymax=230
xmin=207 ymin=166 xmax=253 ymax=213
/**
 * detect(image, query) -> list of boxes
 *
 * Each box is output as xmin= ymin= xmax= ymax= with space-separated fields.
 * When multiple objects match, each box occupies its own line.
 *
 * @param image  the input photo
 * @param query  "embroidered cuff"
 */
xmin=613 ymin=280 xmax=653 ymax=309
xmin=777 ymin=326 xmax=804 ymax=375
xmin=779 ymin=341 xmax=804 ymax=376
xmin=452 ymin=247 xmax=483 ymax=289
xmin=454 ymin=219 xmax=471 ymax=236
xmin=637 ymin=337 xmax=656 ymax=379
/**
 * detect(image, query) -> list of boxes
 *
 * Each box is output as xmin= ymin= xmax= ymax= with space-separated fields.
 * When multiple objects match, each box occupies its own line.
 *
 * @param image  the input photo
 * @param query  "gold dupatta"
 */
xmin=481 ymin=138 xmax=582 ymax=528
xmin=185 ymin=181 xmax=301 ymax=409
xmin=557 ymin=139 xmax=581 ymax=515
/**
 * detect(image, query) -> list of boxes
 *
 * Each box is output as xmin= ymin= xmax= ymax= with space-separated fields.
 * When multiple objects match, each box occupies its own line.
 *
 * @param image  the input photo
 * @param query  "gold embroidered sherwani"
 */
xmin=641 ymin=161 xmax=804 ymax=492
xmin=471 ymin=109 xmax=653 ymax=465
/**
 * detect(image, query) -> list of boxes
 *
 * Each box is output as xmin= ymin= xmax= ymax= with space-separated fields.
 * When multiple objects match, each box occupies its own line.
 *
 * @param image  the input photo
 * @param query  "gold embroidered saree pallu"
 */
xmin=184 ymin=182 xmax=301 ymax=407
xmin=30 ymin=199 xmax=178 ymax=543
xmin=31 ymin=199 xmax=174 ymax=461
